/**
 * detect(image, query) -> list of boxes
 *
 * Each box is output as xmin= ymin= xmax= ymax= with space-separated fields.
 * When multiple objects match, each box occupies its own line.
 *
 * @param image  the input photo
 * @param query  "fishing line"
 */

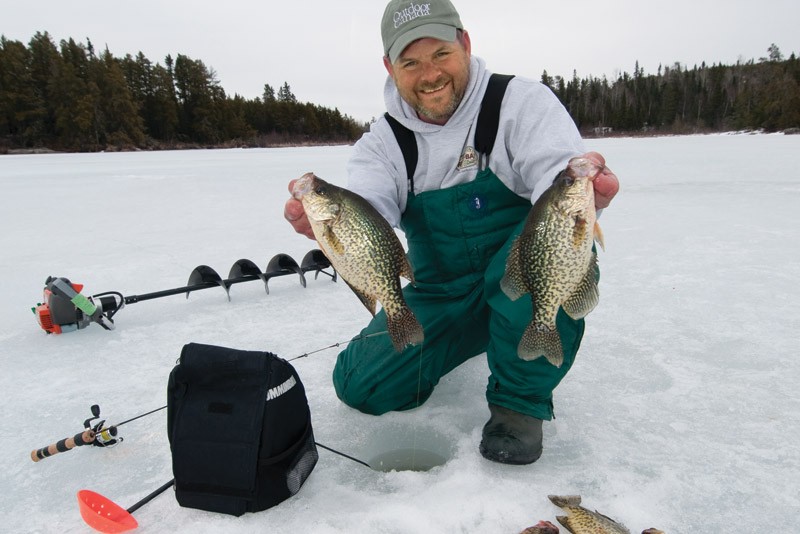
xmin=410 ymin=337 xmax=427 ymax=471
xmin=287 ymin=330 xmax=389 ymax=362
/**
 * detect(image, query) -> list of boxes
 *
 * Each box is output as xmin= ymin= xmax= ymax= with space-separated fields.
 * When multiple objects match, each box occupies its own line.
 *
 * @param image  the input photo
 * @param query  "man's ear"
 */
xmin=383 ymin=55 xmax=395 ymax=78
xmin=461 ymin=30 xmax=472 ymax=56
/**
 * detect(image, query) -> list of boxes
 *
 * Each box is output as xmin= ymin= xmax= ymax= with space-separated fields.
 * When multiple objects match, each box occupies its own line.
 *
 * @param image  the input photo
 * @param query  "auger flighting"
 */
xmin=32 ymin=249 xmax=337 ymax=335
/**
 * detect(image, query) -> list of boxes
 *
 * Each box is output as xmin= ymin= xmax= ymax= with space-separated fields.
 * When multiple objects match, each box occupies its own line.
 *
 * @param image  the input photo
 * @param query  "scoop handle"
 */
xmin=30 ymin=429 xmax=95 ymax=462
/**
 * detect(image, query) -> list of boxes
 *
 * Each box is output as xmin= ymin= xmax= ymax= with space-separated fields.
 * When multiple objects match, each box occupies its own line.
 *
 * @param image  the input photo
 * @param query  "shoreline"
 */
xmin=3 ymin=128 xmax=797 ymax=156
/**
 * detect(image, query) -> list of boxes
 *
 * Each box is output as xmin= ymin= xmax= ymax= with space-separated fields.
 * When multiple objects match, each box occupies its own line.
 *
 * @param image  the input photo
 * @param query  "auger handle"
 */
xmin=30 ymin=429 xmax=95 ymax=462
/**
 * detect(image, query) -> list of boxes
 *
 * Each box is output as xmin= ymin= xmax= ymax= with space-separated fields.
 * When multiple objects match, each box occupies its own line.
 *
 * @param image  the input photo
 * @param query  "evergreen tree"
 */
xmin=49 ymin=38 xmax=98 ymax=149
xmin=26 ymin=32 xmax=62 ymax=143
xmin=174 ymin=54 xmax=224 ymax=142
xmin=540 ymin=70 xmax=553 ymax=90
xmin=277 ymin=82 xmax=296 ymax=103
xmin=96 ymin=49 xmax=145 ymax=147
xmin=761 ymin=43 xmax=784 ymax=62
xmin=148 ymin=62 xmax=179 ymax=141
xmin=263 ymin=83 xmax=276 ymax=103
xmin=0 ymin=36 xmax=44 ymax=146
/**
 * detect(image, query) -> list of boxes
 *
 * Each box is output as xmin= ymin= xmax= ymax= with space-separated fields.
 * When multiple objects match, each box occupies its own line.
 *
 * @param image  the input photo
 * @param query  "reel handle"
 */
xmin=30 ymin=429 xmax=96 ymax=462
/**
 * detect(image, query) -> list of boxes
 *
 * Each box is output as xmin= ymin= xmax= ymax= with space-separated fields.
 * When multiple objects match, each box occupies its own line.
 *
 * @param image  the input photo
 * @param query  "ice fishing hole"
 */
xmin=362 ymin=426 xmax=452 ymax=472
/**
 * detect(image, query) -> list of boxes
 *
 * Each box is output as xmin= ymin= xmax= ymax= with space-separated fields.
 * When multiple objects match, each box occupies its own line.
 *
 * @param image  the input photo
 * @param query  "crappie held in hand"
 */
xmin=292 ymin=173 xmax=423 ymax=352
xmin=501 ymin=157 xmax=605 ymax=367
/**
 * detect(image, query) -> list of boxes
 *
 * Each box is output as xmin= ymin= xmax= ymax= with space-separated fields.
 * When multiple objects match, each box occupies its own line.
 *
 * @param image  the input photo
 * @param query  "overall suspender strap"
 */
xmin=474 ymin=74 xmax=514 ymax=157
xmin=384 ymin=73 xmax=515 ymax=193
xmin=384 ymin=113 xmax=418 ymax=190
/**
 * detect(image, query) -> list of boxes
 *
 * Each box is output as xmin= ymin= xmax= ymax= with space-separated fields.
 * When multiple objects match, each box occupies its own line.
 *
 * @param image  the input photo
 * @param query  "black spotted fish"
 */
xmin=549 ymin=495 xmax=629 ymax=534
xmin=292 ymin=172 xmax=423 ymax=352
xmin=501 ymin=157 xmax=605 ymax=367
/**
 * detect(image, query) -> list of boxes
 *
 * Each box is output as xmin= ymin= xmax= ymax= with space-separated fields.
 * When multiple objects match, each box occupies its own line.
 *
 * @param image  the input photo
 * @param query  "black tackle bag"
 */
xmin=167 ymin=342 xmax=318 ymax=516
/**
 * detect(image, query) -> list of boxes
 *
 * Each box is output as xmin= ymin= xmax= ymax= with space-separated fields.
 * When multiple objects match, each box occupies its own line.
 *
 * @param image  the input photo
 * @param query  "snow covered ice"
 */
xmin=1 ymin=134 xmax=798 ymax=533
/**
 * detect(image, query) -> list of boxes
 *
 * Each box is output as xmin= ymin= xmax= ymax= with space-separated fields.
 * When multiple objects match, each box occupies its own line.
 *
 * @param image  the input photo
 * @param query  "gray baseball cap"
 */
xmin=381 ymin=0 xmax=464 ymax=64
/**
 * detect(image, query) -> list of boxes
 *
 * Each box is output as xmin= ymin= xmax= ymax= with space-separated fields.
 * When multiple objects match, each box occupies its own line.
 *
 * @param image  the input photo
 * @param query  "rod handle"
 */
xmin=30 ymin=429 xmax=95 ymax=462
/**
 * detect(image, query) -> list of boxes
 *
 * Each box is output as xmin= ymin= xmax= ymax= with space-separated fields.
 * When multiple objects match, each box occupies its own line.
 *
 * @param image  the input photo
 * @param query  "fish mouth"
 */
xmin=567 ymin=157 xmax=602 ymax=180
xmin=292 ymin=172 xmax=316 ymax=199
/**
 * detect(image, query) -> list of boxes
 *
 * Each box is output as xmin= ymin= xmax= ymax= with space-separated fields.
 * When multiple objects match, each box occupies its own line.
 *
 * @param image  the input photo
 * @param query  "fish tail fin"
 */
xmin=387 ymin=306 xmax=424 ymax=352
xmin=548 ymin=495 xmax=582 ymax=507
xmin=519 ymin=322 xmax=563 ymax=368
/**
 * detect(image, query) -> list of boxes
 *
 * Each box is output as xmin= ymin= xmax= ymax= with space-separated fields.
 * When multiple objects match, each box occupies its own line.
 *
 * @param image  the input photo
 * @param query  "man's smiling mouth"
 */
xmin=420 ymin=80 xmax=450 ymax=94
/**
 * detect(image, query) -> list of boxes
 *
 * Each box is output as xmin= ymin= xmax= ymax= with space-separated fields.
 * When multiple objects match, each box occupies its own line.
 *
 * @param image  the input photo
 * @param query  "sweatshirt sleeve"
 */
xmin=494 ymin=78 xmax=586 ymax=204
xmin=345 ymin=119 xmax=407 ymax=228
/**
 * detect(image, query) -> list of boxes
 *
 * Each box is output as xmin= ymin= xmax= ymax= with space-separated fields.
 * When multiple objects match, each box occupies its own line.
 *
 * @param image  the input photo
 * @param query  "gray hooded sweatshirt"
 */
xmin=346 ymin=56 xmax=586 ymax=228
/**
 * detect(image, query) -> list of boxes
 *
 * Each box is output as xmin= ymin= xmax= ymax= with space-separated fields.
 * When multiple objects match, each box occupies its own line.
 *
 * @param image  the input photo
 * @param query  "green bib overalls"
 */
xmin=332 ymin=166 xmax=587 ymax=420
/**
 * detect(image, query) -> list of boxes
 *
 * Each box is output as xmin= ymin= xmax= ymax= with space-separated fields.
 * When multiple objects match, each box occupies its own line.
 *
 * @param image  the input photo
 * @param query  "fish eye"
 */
xmin=553 ymin=170 xmax=574 ymax=186
xmin=315 ymin=185 xmax=327 ymax=195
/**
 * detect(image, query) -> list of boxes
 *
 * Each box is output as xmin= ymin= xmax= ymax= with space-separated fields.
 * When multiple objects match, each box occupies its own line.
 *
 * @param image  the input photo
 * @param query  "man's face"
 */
xmin=384 ymin=32 xmax=472 ymax=125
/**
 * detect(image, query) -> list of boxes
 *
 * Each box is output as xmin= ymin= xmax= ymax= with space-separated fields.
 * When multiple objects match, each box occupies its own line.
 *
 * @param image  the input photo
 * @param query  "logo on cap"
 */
xmin=393 ymin=3 xmax=432 ymax=29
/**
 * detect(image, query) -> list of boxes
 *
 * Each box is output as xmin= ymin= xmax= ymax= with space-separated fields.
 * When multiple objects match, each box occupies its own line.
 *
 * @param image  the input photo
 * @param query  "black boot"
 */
xmin=479 ymin=404 xmax=543 ymax=465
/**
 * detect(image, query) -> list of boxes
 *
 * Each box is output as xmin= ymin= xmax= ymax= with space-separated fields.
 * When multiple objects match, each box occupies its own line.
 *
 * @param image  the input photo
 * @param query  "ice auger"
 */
xmin=32 ymin=249 xmax=337 ymax=334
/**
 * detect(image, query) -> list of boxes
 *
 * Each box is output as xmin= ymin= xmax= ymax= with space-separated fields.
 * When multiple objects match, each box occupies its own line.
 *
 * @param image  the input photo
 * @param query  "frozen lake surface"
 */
xmin=1 ymin=133 xmax=798 ymax=533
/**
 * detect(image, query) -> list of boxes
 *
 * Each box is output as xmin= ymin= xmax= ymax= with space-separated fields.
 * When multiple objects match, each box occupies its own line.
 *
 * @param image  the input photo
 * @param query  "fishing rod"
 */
xmin=32 ymin=249 xmax=337 ymax=335
xmin=29 ymin=331 xmax=388 ymax=464
xmin=29 ymin=404 xmax=164 ymax=463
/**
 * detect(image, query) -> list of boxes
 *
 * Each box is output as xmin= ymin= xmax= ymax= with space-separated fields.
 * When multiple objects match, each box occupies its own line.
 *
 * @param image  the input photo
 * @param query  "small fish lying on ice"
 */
xmin=546 ymin=494 xmax=665 ymax=534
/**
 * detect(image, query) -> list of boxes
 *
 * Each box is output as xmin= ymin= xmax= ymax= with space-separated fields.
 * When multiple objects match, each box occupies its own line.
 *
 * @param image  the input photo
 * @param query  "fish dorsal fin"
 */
xmin=562 ymin=253 xmax=599 ymax=320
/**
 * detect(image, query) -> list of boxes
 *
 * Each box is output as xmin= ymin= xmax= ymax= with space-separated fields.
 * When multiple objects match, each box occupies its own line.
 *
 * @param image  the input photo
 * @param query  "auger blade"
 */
xmin=187 ymin=265 xmax=230 ymax=301
xmin=228 ymin=258 xmax=262 ymax=278
xmin=263 ymin=253 xmax=306 ymax=294
xmin=229 ymin=258 xmax=269 ymax=293
xmin=301 ymin=249 xmax=337 ymax=282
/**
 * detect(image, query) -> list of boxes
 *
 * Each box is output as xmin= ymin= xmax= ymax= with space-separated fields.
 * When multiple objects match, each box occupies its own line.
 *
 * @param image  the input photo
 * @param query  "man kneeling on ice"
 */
xmin=284 ymin=0 xmax=619 ymax=465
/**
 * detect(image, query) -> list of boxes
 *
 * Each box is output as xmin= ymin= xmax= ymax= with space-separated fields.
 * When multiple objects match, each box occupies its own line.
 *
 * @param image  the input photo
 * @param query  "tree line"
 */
xmin=2 ymin=33 xmax=798 ymax=153
xmin=541 ymin=44 xmax=800 ymax=136
xmin=0 ymin=32 xmax=366 ymax=152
